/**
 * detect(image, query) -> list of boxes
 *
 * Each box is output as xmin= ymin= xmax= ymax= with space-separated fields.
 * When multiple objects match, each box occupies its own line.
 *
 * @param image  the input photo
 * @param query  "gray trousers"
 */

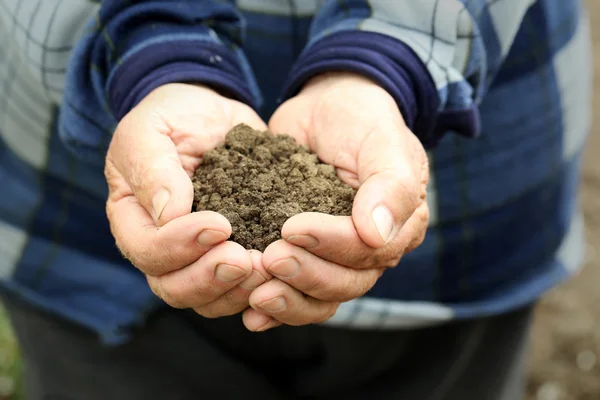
xmin=4 ymin=297 xmax=533 ymax=400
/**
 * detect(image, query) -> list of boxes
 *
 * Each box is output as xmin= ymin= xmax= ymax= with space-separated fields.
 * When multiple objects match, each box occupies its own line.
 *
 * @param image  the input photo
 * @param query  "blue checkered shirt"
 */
xmin=0 ymin=0 xmax=592 ymax=344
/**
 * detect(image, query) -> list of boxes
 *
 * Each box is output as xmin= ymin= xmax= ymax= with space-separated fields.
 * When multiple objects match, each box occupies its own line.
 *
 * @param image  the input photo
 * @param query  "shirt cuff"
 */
xmin=281 ymin=30 xmax=478 ymax=148
xmin=107 ymin=40 xmax=258 ymax=121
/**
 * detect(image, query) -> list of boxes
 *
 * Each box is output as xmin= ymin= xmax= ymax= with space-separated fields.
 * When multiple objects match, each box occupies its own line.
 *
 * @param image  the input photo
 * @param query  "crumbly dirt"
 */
xmin=191 ymin=124 xmax=356 ymax=251
xmin=526 ymin=1 xmax=600 ymax=399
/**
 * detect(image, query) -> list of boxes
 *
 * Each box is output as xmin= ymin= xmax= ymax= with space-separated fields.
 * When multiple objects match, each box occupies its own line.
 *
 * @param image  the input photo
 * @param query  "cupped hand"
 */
xmin=243 ymin=73 xmax=430 ymax=331
xmin=105 ymin=83 xmax=272 ymax=318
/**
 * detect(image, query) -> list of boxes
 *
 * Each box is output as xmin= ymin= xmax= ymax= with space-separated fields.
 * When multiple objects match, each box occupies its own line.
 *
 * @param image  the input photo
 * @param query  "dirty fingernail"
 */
xmin=240 ymin=271 xmax=267 ymax=290
xmin=197 ymin=229 xmax=228 ymax=246
xmin=152 ymin=189 xmax=170 ymax=221
xmin=215 ymin=264 xmax=247 ymax=282
xmin=267 ymin=257 xmax=300 ymax=278
xmin=372 ymin=205 xmax=394 ymax=243
xmin=259 ymin=297 xmax=286 ymax=313
xmin=286 ymin=235 xmax=319 ymax=249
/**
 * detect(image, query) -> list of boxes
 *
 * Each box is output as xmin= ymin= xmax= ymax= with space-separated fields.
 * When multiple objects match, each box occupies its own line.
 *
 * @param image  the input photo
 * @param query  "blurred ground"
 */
xmin=525 ymin=1 xmax=600 ymax=399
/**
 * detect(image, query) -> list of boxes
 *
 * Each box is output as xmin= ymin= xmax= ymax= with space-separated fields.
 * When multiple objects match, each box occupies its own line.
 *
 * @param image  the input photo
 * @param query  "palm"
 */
xmin=142 ymin=84 xmax=267 ymax=178
xmin=269 ymin=75 xmax=427 ymax=192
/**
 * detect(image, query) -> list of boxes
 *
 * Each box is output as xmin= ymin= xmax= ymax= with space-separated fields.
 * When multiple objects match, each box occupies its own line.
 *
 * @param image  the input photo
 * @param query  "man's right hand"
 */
xmin=105 ymin=83 xmax=271 ymax=318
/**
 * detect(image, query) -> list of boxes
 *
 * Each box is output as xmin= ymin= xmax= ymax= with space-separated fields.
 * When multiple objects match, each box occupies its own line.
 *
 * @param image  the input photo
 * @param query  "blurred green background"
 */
xmin=0 ymin=307 xmax=22 ymax=400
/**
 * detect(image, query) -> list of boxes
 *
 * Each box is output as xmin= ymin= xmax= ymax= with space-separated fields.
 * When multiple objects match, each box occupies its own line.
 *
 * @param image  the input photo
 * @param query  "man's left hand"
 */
xmin=242 ymin=73 xmax=430 ymax=332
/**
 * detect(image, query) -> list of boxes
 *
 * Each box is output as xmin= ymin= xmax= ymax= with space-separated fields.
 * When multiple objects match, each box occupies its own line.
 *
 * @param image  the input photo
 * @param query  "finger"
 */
xmin=108 ymin=110 xmax=194 ymax=227
xmin=249 ymin=279 xmax=340 ymax=326
xmin=262 ymin=240 xmax=382 ymax=302
xmin=242 ymin=308 xmax=283 ymax=332
xmin=107 ymin=189 xmax=231 ymax=276
xmin=283 ymin=208 xmax=430 ymax=269
xmin=192 ymin=250 xmax=272 ymax=318
xmin=402 ymin=202 xmax=429 ymax=253
xmin=146 ymin=241 xmax=252 ymax=309
xmin=240 ymin=249 xmax=273 ymax=290
xmin=282 ymin=213 xmax=407 ymax=269
xmin=352 ymin=125 xmax=424 ymax=249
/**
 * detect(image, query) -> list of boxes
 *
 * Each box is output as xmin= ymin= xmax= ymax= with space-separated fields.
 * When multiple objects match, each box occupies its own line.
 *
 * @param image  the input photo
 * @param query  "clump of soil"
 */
xmin=191 ymin=124 xmax=356 ymax=251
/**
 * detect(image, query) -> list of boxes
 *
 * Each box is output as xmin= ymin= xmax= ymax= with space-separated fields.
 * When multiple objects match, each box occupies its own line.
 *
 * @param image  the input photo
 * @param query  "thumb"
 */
xmin=352 ymin=126 xmax=424 ymax=248
xmin=108 ymin=111 xmax=193 ymax=227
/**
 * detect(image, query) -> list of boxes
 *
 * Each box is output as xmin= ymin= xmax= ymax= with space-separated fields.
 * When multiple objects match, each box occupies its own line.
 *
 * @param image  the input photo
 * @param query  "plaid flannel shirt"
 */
xmin=0 ymin=0 xmax=592 ymax=344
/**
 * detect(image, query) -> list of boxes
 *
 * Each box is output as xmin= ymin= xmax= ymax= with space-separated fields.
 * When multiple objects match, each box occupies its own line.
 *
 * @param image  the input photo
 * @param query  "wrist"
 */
xmin=281 ymin=30 xmax=437 ymax=146
xmin=136 ymin=82 xmax=222 ymax=106
xmin=297 ymin=72 xmax=407 ymax=126
xmin=301 ymin=71 xmax=374 ymax=94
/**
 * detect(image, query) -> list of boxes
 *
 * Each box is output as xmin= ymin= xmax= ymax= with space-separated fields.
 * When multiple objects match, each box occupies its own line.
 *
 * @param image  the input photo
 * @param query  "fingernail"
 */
xmin=286 ymin=235 xmax=319 ymax=249
xmin=197 ymin=229 xmax=228 ymax=246
xmin=152 ymin=189 xmax=170 ymax=221
xmin=258 ymin=297 xmax=286 ymax=313
xmin=239 ymin=271 xmax=267 ymax=290
xmin=372 ymin=205 xmax=394 ymax=243
xmin=215 ymin=264 xmax=247 ymax=282
xmin=256 ymin=319 xmax=278 ymax=332
xmin=267 ymin=257 xmax=300 ymax=278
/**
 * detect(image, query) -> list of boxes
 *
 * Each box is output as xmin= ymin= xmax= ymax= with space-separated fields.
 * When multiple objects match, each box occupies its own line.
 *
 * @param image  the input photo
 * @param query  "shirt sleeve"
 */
xmin=58 ymin=0 xmax=261 ymax=166
xmin=281 ymin=0 xmax=537 ymax=148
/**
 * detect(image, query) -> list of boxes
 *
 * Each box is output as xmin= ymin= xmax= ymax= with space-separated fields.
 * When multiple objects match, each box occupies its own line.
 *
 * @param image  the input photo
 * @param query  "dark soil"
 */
xmin=192 ymin=124 xmax=356 ymax=251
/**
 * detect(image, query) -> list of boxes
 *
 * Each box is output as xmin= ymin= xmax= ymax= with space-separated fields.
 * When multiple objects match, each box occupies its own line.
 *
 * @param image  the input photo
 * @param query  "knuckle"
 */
xmin=220 ymin=290 xmax=243 ymax=310
xmin=187 ymin=272 xmax=212 ymax=302
xmin=193 ymin=307 xmax=215 ymax=319
xmin=292 ymin=314 xmax=316 ymax=327
xmin=131 ymin=227 xmax=176 ymax=276
xmin=354 ymin=250 xmax=379 ymax=269
xmin=389 ymin=168 xmax=420 ymax=204
xmin=404 ymin=205 xmax=430 ymax=254
xmin=398 ymin=180 xmax=420 ymax=210
xmin=115 ymin=241 xmax=135 ymax=265
xmin=417 ymin=204 xmax=430 ymax=226
xmin=139 ymin=262 xmax=162 ymax=277
xmin=367 ymin=247 xmax=402 ymax=269
xmin=149 ymin=245 xmax=178 ymax=274
xmin=348 ymin=245 xmax=387 ymax=269
xmin=147 ymin=275 xmax=186 ymax=308
xmin=356 ymin=273 xmax=376 ymax=297
xmin=104 ymin=160 xmax=121 ymax=194
xmin=314 ymin=302 xmax=340 ymax=324
xmin=132 ymin=250 xmax=161 ymax=276
xmin=407 ymin=229 xmax=428 ymax=254
xmin=365 ymin=252 xmax=386 ymax=268
xmin=193 ymin=305 xmax=222 ymax=319
xmin=303 ymin=272 xmax=329 ymax=296
xmin=158 ymin=281 xmax=187 ymax=309
xmin=415 ymin=227 xmax=428 ymax=247
xmin=339 ymin=273 xmax=363 ymax=300
xmin=386 ymin=247 xmax=404 ymax=267
xmin=105 ymin=203 xmax=117 ymax=225
xmin=146 ymin=275 xmax=161 ymax=298
xmin=342 ymin=270 xmax=377 ymax=301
